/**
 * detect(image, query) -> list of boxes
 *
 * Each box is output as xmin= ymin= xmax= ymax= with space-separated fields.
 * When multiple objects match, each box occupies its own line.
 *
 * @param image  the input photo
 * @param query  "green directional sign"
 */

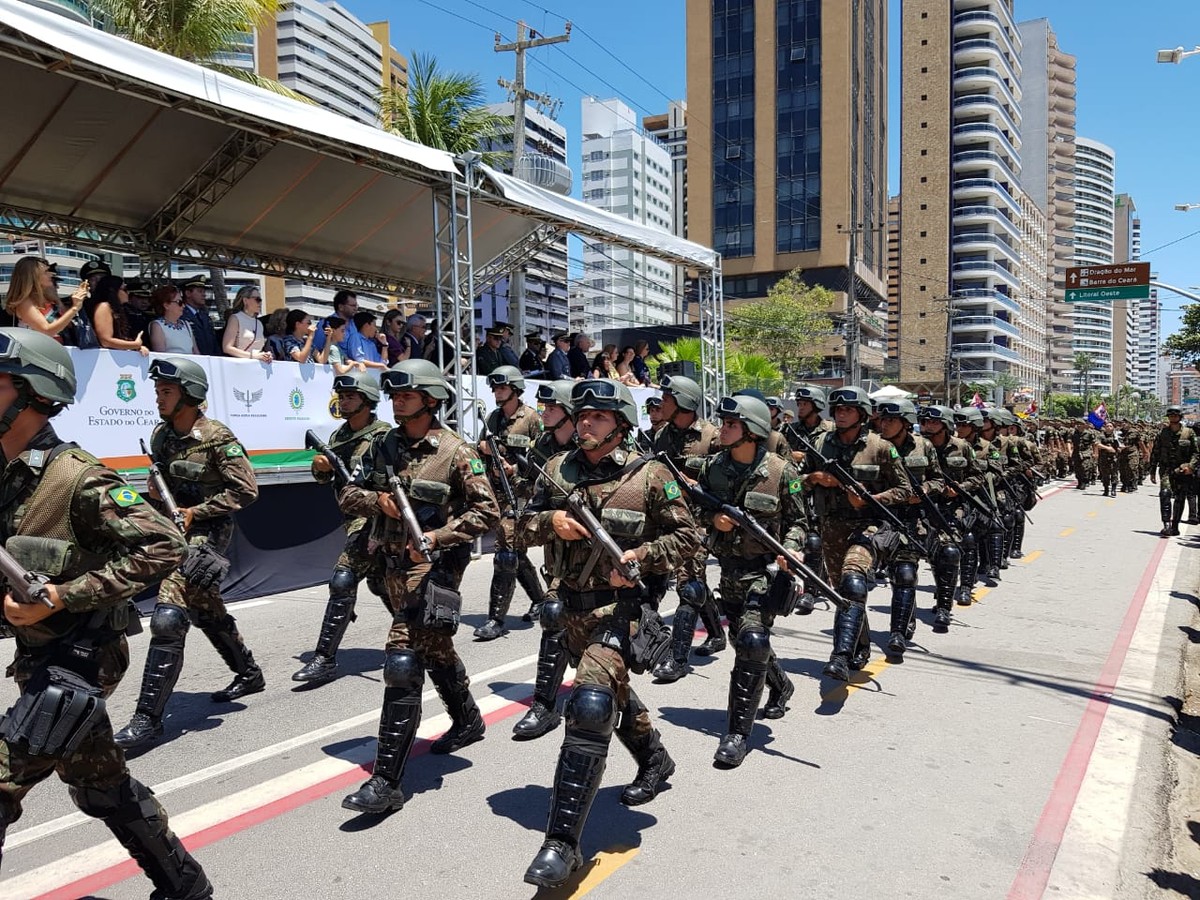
xmin=1065 ymin=284 xmax=1150 ymax=303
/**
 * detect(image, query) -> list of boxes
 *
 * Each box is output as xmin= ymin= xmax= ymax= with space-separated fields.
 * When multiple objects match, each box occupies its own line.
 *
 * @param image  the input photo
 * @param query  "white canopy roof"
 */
xmin=869 ymin=385 xmax=916 ymax=400
xmin=0 ymin=0 xmax=718 ymax=295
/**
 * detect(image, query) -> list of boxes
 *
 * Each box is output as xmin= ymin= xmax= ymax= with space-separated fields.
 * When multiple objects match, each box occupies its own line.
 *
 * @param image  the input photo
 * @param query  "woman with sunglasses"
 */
xmin=86 ymin=275 xmax=149 ymax=356
xmin=3 ymin=256 xmax=81 ymax=339
xmin=148 ymin=286 xmax=199 ymax=355
xmin=221 ymin=286 xmax=272 ymax=363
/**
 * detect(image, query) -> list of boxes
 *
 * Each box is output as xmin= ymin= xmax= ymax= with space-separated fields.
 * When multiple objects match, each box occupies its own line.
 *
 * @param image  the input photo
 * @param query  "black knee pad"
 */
xmin=329 ymin=566 xmax=358 ymax=598
xmin=937 ymin=543 xmax=962 ymax=570
xmin=539 ymin=598 xmax=565 ymax=632
xmin=961 ymin=530 xmax=977 ymax=551
xmin=677 ymin=579 xmax=708 ymax=608
xmin=890 ymin=562 xmax=918 ymax=588
xmin=149 ymin=605 xmax=190 ymax=643
xmin=804 ymin=531 xmax=822 ymax=556
xmin=564 ymin=684 xmax=617 ymax=739
xmin=734 ymin=625 xmax=771 ymax=665
xmin=838 ymin=572 xmax=869 ymax=604
xmin=494 ymin=550 xmax=519 ymax=574
xmin=382 ymin=649 xmax=424 ymax=691
xmin=69 ymin=775 xmax=147 ymax=820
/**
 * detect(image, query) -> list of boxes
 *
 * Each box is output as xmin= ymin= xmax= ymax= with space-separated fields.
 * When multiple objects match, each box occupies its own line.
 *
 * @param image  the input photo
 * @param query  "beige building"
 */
xmin=897 ymin=0 xmax=1028 ymax=403
xmin=886 ymin=194 xmax=901 ymax=359
xmin=685 ymin=0 xmax=888 ymax=384
xmin=1015 ymin=187 xmax=1049 ymax=391
xmin=1018 ymin=18 xmax=1077 ymax=393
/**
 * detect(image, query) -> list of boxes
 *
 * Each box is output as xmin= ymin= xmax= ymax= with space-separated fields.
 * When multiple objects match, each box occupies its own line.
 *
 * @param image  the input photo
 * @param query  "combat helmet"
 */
xmin=0 ymin=328 xmax=76 ymax=406
xmin=571 ymin=379 xmax=639 ymax=429
xmin=794 ymin=384 xmax=827 ymax=412
xmin=717 ymin=394 xmax=772 ymax=439
xmin=331 ymin=370 xmax=381 ymax=404
xmin=149 ymin=356 xmax=208 ymax=403
xmin=381 ymin=359 xmax=451 ymax=400
xmin=828 ymin=385 xmax=873 ymax=417
xmin=876 ymin=398 xmax=918 ymax=425
xmin=536 ymin=380 xmax=575 ymax=415
xmin=486 ymin=365 xmax=525 ymax=393
xmin=659 ymin=374 xmax=703 ymax=412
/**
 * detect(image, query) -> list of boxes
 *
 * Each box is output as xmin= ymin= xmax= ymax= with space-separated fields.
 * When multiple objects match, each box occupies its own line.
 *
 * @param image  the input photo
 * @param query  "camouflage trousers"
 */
xmin=383 ymin=559 xmax=465 ymax=670
xmin=0 ymin=639 xmax=130 ymax=829
xmin=562 ymin=605 xmax=652 ymax=740
xmin=1072 ymin=454 xmax=1096 ymax=484
xmin=1098 ymin=453 xmax=1118 ymax=485
xmin=1118 ymin=451 xmax=1137 ymax=488
xmin=492 ymin=508 xmax=523 ymax=554
xmin=819 ymin=517 xmax=880 ymax=591
xmin=716 ymin=568 xmax=776 ymax=641
xmin=157 ymin=529 xmax=233 ymax=625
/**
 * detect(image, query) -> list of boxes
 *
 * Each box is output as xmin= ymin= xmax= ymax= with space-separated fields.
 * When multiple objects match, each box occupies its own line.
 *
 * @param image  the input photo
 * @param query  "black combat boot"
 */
xmin=824 ymin=578 xmax=867 ymax=682
xmin=1188 ymin=494 xmax=1199 ymax=525
xmin=932 ymin=551 xmax=957 ymax=634
xmin=475 ymin=553 xmax=516 ymax=641
xmin=886 ymin=562 xmax=917 ymax=660
xmin=293 ymin=572 xmax=358 ymax=684
xmin=114 ymin=642 xmax=183 ymax=750
xmin=694 ymin=593 xmax=726 ymax=656
xmin=613 ymin=689 xmax=674 ymax=805
xmin=429 ymin=661 xmax=485 ymax=754
xmin=202 ymin=616 xmax=265 ymax=703
xmin=761 ymin=656 xmax=794 ymax=719
xmin=524 ymin=686 xmax=615 ymax=889
xmin=517 ymin=557 xmax=546 ymax=622
xmin=957 ymin=534 xmax=978 ymax=606
xmin=342 ymin=651 xmax=423 ymax=813
xmin=1010 ymin=517 xmax=1026 ymax=560
xmin=513 ymin=623 xmax=568 ymax=740
xmin=1172 ymin=496 xmax=1186 ymax=536
xmin=651 ymin=602 xmax=697 ymax=683
xmin=714 ymin=652 xmax=768 ymax=768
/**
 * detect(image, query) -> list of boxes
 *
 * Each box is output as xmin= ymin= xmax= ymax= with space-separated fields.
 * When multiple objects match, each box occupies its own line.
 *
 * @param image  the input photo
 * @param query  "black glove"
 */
xmin=179 ymin=543 xmax=230 ymax=590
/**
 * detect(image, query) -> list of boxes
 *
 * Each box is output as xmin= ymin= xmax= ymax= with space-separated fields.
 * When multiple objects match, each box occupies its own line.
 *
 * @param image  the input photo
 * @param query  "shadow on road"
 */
xmin=1145 ymin=867 xmax=1200 ymax=896
xmin=289 ymin=646 xmax=385 ymax=690
xmin=1164 ymin=697 xmax=1200 ymax=756
xmin=121 ymin=690 xmax=237 ymax=758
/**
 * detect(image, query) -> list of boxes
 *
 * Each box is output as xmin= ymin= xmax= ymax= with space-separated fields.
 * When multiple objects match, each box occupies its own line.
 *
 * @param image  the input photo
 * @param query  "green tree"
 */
xmin=1073 ymin=351 xmax=1096 ymax=406
xmin=726 ymin=270 xmax=834 ymax=378
xmin=1164 ymin=303 xmax=1200 ymax=364
xmin=380 ymin=53 xmax=509 ymax=165
xmin=651 ymin=339 xmax=784 ymax=395
xmin=1045 ymin=392 xmax=1085 ymax=418
xmin=991 ymin=371 xmax=1021 ymax=405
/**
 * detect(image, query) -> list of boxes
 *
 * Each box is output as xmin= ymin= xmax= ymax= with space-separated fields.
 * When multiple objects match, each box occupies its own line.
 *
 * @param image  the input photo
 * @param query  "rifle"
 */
xmin=0 ymin=543 xmax=54 ymax=609
xmin=655 ymin=453 xmax=848 ymax=612
xmin=518 ymin=452 xmax=644 ymax=590
xmin=940 ymin=469 xmax=1005 ymax=531
xmin=910 ymin=476 xmax=965 ymax=545
xmin=305 ymin=429 xmax=353 ymax=488
xmin=792 ymin=433 xmax=928 ymax=553
xmin=383 ymin=465 xmax=433 ymax=563
xmin=994 ymin=467 xmax=1035 ymax=524
xmin=477 ymin=410 xmax=519 ymax=519
xmin=140 ymin=438 xmax=185 ymax=532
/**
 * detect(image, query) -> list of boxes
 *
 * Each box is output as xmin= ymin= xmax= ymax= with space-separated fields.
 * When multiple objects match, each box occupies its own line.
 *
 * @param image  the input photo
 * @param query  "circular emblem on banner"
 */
xmin=289 ymin=388 xmax=304 ymax=411
xmin=329 ymin=394 xmax=342 ymax=419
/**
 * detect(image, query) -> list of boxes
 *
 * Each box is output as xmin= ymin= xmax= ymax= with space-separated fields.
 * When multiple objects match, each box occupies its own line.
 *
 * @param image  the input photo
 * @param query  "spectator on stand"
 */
xmin=615 ymin=346 xmax=643 ymax=386
xmin=282 ymin=308 xmax=319 ymax=363
xmin=123 ymin=278 xmax=155 ymax=342
xmin=147 ymin=285 xmax=199 ymax=354
xmin=477 ymin=323 xmax=519 ymax=375
xmin=316 ymin=317 xmax=360 ymax=375
xmin=3 ymin=256 xmax=82 ymax=339
xmin=631 ymin=339 xmax=653 ymax=386
xmin=263 ymin=308 xmax=290 ymax=360
xmin=222 ymin=285 xmax=272 ymax=362
xmin=519 ymin=331 xmax=545 ymax=376
xmin=568 ymin=333 xmax=593 ymax=378
xmin=180 ymin=276 xmax=220 ymax=356
xmin=352 ymin=310 xmax=389 ymax=370
xmin=312 ymin=289 xmax=360 ymax=358
xmin=546 ymin=331 xmax=571 ymax=380
xmin=380 ymin=309 xmax=409 ymax=365
xmin=86 ymin=276 xmax=149 ymax=356
xmin=402 ymin=314 xmax=427 ymax=360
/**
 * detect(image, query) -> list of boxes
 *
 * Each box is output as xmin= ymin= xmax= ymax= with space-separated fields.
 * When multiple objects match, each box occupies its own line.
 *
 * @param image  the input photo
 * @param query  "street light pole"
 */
xmin=1157 ymin=45 xmax=1200 ymax=64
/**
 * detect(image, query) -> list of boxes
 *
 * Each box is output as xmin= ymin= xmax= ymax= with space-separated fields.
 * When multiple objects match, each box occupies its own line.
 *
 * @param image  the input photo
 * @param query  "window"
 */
xmin=726 ymin=145 xmax=742 ymax=159
xmin=790 ymin=47 xmax=806 ymax=62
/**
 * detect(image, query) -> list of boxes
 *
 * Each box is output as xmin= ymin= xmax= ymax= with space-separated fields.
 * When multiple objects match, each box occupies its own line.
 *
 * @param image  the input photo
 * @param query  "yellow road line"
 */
xmin=549 ymin=847 xmax=640 ymax=898
xmin=819 ymin=657 xmax=894 ymax=702
xmin=1020 ymin=550 xmax=1043 ymax=564
xmin=972 ymin=586 xmax=991 ymax=605
xmin=1086 ymin=510 xmax=1098 ymax=518
xmin=1060 ymin=527 xmax=1075 ymax=537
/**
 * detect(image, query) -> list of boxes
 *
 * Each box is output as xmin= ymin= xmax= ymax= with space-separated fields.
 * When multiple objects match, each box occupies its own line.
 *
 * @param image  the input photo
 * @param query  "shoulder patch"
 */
xmin=788 ymin=478 xmax=804 ymax=495
xmin=889 ymin=446 xmax=900 ymax=459
xmin=224 ymin=444 xmax=245 ymax=458
xmin=663 ymin=480 xmax=682 ymax=500
xmin=469 ymin=457 xmax=486 ymax=475
xmin=108 ymin=486 xmax=144 ymax=507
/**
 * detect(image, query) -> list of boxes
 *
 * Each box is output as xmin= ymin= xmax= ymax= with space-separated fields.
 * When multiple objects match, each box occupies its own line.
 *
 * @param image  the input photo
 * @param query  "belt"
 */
xmin=560 ymin=586 xmax=642 ymax=611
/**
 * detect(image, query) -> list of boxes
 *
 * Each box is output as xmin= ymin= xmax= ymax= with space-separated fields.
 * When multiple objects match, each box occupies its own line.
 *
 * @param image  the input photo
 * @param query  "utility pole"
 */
xmin=495 ymin=20 xmax=570 ymax=342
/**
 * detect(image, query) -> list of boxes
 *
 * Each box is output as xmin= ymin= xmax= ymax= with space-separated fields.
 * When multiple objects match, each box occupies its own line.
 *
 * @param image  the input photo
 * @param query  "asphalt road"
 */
xmin=1 ymin=480 xmax=1192 ymax=900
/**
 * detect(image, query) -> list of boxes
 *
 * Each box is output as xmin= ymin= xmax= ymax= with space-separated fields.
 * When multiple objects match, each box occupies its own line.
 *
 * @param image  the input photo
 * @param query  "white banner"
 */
xmin=55 ymin=350 xmax=660 ymax=472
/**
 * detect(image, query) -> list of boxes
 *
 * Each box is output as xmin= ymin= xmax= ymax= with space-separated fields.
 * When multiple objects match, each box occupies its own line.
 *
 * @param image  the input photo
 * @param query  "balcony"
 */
xmin=953 ymin=10 xmax=1022 ymax=56
xmin=952 ymin=149 xmax=1020 ymax=185
xmin=952 ymin=232 xmax=1020 ymax=263
xmin=951 ymin=258 xmax=1019 ymax=289
xmin=953 ymin=341 xmax=1021 ymax=362
xmin=953 ymin=122 xmax=1022 ymax=159
xmin=952 ymin=314 xmax=1021 ymax=338
xmin=953 ymin=65 xmax=1022 ymax=109
xmin=952 ymin=93 xmax=1022 ymax=133
xmin=953 ymin=39 xmax=1019 ymax=82
xmin=954 ymin=287 xmax=1020 ymax=314
xmin=953 ymin=204 xmax=1020 ymax=239
xmin=952 ymin=177 xmax=1020 ymax=213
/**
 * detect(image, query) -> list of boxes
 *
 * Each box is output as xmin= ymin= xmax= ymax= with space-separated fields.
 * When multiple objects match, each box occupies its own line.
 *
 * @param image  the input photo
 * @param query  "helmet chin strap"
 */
xmin=395 ymin=404 xmax=435 ymax=427
xmin=0 ymin=393 xmax=29 ymax=437
xmin=575 ymin=422 xmax=625 ymax=451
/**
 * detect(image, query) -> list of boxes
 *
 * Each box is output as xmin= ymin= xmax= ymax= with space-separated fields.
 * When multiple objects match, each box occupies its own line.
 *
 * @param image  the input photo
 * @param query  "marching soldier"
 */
xmin=1149 ymin=405 xmax=1198 ymax=537
xmin=651 ymin=374 xmax=725 ymax=680
xmin=115 ymin=358 xmax=264 ymax=750
xmin=802 ymin=387 xmax=913 ymax=680
xmin=512 ymin=381 xmax=577 ymax=740
xmin=0 ymin=330 xmax=212 ymax=898
xmin=785 ymin=385 xmax=833 ymax=614
xmin=1095 ymin=422 xmax=1121 ymax=497
xmin=521 ymin=379 xmax=699 ymax=888
xmin=475 ymin=366 xmax=544 ymax=640
xmin=292 ymin=371 xmax=393 ymax=685
xmin=954 ymin=407 xmax=1006 ymax=583
xmin=1072 ymin=420 xmax=1098 ymax=489
xmin=696 ymin=395 xmax=801 ymax=767
xmin=340 ymin=359 xmax=499 ymax=813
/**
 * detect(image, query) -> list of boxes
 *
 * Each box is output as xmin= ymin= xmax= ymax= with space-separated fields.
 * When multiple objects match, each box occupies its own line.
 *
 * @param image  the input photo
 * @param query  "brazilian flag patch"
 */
xmin=788 ymin=478 xmax=804 ymax=495
xmin=889 ymin=446 xmax=900 ymax=459
xmin=664 ymin=480 xmax=681 ymax=500
xmin=469 ymin=458 xmax=486 ymax=475
xmin=108 ymin=486 xmax=144 ymax=507
xmin=224 ymin=444 xmax=244 ymax=458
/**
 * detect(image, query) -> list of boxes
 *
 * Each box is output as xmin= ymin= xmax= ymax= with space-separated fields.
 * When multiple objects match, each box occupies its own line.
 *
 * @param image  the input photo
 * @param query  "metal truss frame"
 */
xmin=698 ymin=257 xmax=727 ymax=417
xmin=432 ymin=169 xmax=480 ymax=439
xmin=472 ymin=223 xmax=561 ymax=297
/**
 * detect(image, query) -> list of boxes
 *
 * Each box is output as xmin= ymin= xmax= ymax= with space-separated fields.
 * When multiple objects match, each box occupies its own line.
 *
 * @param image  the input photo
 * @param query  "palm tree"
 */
xmin=652 ymin=338 xmax=784 ymax=395
xmin=1073 ymin=351 xmax=1096 ymax=408
xmin=380 ymin=53 xmax=509 ymax=166
xmin=94 ymin=0 xmax=304 ymax=312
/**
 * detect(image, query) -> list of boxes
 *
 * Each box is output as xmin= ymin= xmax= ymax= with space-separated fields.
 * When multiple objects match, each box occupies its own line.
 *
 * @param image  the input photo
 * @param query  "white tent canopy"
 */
xmin=0 ymin=0 xmax=718 ymax=293
xmin=869 ymin=385 xmax=916 ymax=401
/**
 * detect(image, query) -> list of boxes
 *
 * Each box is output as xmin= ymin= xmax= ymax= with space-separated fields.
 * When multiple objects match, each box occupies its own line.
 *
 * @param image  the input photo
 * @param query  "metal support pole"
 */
xmin=432 ymin=168 xmax=478 ymax=438
xmin=698 ymin=256 xmax=726 ymax=418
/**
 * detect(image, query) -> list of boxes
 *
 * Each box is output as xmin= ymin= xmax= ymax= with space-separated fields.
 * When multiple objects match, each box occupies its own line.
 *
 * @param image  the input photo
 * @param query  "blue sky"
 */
xmin=355 ymin=0 xmax=1200 ymax=337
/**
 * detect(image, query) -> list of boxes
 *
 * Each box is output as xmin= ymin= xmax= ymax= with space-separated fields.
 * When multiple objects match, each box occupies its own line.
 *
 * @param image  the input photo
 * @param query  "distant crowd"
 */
xmin=1 ymin=255 xmax=655 ymax=387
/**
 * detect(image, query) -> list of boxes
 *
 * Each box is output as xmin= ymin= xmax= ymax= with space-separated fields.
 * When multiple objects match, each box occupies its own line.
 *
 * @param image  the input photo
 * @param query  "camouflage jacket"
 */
xmin=528 ymin=429 xmax=574 ymax=470
xmin=3 ymin=425 xmax=188 ymax=651
xmin=653 ymin=416 xmax=720 ymax=472
xmin=785 ymin=415 xmax=833 ymax=462
xmin=340 ymin=425 xmax=499 ymax=556
xmin=150 ymin=415 xmax=258 ymax=530
xmin=930 ymin=434 xmax=985 ymax=495
xmin=521 ymin=444 xmax=701 ymax=593
xmin=765 ymin=428 xmax=792 ymax=461
xmin=697 ymin=446 xmax=806 ymax=562
xmin=1150 ymin=425 xmax=1198 ymax=477
xmin=804 ymin=426 xmax=914 ymax=518
xmin=314 ymin=415 xmax=392 ymax=535
xmin=893 ymin=432 xmax=946 ymax=500
xmin=482 ymin=401 xmax=542 ymax=498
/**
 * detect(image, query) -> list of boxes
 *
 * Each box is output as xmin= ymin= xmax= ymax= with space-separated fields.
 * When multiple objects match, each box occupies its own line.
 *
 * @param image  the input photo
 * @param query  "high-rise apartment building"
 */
xmin=643 ymin=101 xmax=689 ymax=322
xmin=368 ymin=21 xmax=409 ymax=97
xmin=578 ymin=98 xmax=676 ymax=335
xmin=686 ymin=0 xmax=889 ymax=383
xmin=1070 ymin=137 xmax=1117 ymax=396
xmin=886 ymin=195 xmax=901 ymax=360
xmin=1018 ymin=18 xmax=1077 ymax=393
xmin=1112 ymin=193 xmax=1140 ymax=392
xmin=1015 ymin=186 xmax=1049 ymax=391
xmin=479 ymin=102 xmax=571 ymax=337
xmin=1134 ymin=282 xmax=1161 ymax=396
xmin=898 ymin=0 xmax=1029 ymax=401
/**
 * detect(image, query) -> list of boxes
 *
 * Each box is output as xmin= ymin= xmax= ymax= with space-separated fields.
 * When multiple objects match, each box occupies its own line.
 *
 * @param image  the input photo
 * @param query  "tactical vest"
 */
xmin=328 ymin=417 xmax=390 ymax=469
xmin=811 ymin=429 xmax=895 ymax=517
xmin=700 ymin=450 xmax=791 ymax=561
xmin=366 ymin=428 xmax=465 ymax=546
xmin=151 ymin=420 xmax=243 ymax=509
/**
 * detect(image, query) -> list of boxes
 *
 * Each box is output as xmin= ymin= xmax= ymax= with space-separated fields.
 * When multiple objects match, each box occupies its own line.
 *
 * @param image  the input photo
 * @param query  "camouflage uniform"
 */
xmin=292 ymin=414 xmax=392 ymax=684
xmin=521 ymin=442 xmax=700 ymax=880
xmin=1149 ymin=419 xmax=1198 ymax=534
xmin=0 ymin=424 xmax=210 ymax=896
xmin=698 ymin=445 xmax=806 ymax=761
xmin=651 ymin=416 xmax=723 ymax=679
xmin=1072 ymin=425 xmax=1098 ymax=488
xmin=115 ymin=414 xmax=262 ymax=750
xmin=1095 ymin=428 xmax=1121 ymax=496
xmin=785 ymin=414 xmax=834 ymax=610
xmin=927 ymin=428 xmax=985 ymax=606
xmin=477 ymin=400 xmax=544 ymax=636
xmin=804 ymin=424 xmax=913 ymax=676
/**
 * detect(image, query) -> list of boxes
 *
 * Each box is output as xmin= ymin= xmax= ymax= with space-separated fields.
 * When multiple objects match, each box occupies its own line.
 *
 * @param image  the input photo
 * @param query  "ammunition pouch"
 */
xmin=505 ymin=434 xmax=532 ymax=450
xmin=0 ymin=665 xmax=107 ymax=756
xmin=743 ymin=491 xmax=779 ymax=516
xmin=6 ymin=536 xmax=78 ymax=579
xmin=419 ymin=572 xmax=462 ymax=634
xmin=626 ymin=603 xmax=672 ymax=675
xmin=599 ymin=507 xmax=646 ymax=540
